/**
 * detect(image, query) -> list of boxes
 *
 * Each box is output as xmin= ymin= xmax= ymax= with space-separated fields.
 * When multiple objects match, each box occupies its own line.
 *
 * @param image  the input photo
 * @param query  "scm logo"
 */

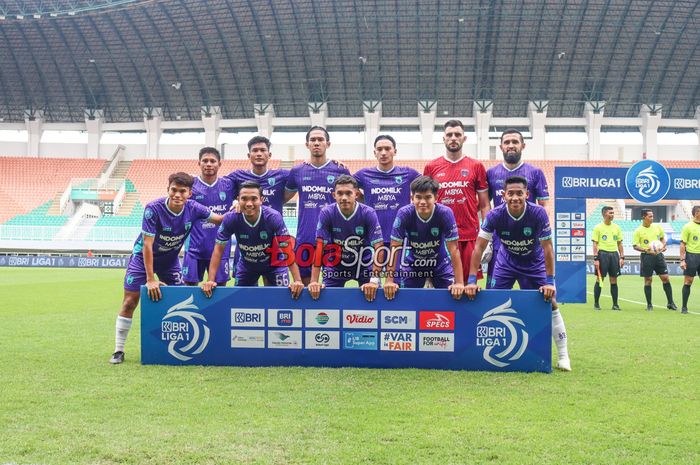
xmin=161 ymin=295 xmax=210 ymax=361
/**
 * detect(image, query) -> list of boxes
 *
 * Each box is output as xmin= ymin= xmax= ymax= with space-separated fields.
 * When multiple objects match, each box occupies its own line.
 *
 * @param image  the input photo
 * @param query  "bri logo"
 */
xmin=625 ymin=160 xmax=670 ymax=204
xmin=476 ymin=299 xmax=528 ymax=368
xmin=161 ymin=295 xmax=210 ymax=362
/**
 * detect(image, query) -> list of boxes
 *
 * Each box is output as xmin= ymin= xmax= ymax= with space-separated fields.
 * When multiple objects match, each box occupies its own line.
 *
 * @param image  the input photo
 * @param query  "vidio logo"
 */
xmin=476 ymin=299 xmax=529 ymax=368
xmin=161 ymin=294 xmax=210 ymax=361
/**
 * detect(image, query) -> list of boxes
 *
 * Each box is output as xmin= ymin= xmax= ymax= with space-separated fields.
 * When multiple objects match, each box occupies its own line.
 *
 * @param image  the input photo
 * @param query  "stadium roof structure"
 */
xmin=0 ymin=0 xmax=698 ymax=122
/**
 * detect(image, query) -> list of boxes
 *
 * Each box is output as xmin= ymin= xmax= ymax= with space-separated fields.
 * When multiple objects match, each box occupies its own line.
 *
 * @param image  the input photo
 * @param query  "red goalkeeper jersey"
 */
xmin=423 ymin=155 xmax=488 ymax=241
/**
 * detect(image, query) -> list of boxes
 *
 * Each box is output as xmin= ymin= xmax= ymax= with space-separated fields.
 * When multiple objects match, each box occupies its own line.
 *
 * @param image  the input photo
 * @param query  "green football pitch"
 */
xmin=1 ymin=268 xmax=698 ymax=465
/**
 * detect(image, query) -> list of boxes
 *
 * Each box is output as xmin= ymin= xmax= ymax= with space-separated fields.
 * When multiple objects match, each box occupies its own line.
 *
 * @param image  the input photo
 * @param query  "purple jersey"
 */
xmin=316 ymin=202 xmax=383 ymax=272
xmin=285 ymin=161 xmax=351 ymax=246
xmin=185 ymin=176 xmax=235 ymax=259
xmin=216 ymin=206 xmax=290 ymax=273
xmin=226 ymin=168 xmax=290 ymax=213
xmin=480 ymin=202 xmax=552 ymax=273
xmin=133 ymin=198 xmax=211 ymax=261
xmin=390 ymin=204 xmax=459 ymax=269
xmin=355 ymin=165 xmax=420 ymax=244
xmin=487 ymin=162 xmax=549 ymax=207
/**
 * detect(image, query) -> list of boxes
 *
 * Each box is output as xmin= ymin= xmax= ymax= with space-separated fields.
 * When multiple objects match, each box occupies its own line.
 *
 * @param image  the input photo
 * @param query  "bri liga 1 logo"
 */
xmin=160 ymin=294 xmax=210 ymax=361
xmin=476 ymin=299 xmax=528 ymax=368
xmin=625 ymin=160 xmax=670 ymax=204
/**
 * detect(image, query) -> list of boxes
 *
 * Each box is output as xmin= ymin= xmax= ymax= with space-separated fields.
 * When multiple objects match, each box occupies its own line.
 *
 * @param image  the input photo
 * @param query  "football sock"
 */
xmin=593 ymin=281 xmax=601 ymax=305
xmin=551 ymin=309 xmax=568 ymax=360
xmin=663 ymin=282 xmax=674 ymax=304
xmin=644 ymin=285 xmax=652 ymax=305
xmin=610 ymin=283 xmax=619 ymax=305
xmin=682 ymin=284 xmax=691 ymax=308
xmin=115 ymin=316 xmax=132 ymax=352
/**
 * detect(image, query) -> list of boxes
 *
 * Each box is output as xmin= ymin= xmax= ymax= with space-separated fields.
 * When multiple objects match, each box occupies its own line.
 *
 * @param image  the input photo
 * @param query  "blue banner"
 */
xmin=555 ymin=164 xmax=700 ymax=201
xmin=141 ymin=287 xmax=553 ymax=373
xmin=554 ymin=198 xmax=587 ymax=303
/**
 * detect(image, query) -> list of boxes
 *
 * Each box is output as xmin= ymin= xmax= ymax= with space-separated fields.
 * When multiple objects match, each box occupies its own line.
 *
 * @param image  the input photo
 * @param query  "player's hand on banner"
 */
xmin=308 ymin=281 xmax=325 ymax=300
xmin=360 ymin=282 xmax=378 ymax=302
xmin=200 ymin=280 xmax=218 ymax=298
xmin=481 ymin=241 xmax=494 ymax=264
xmin=448 ymin=283 xmax=465 ymax=300
xmin=289 ymin=280 xmax=304 ymax=300
xmin=146 ymin=279 xmax=165 ymax=301
xmin=383 ymin=281 xmax=399 ymax=300
xmin=465 ymin=283 xmax=480 ymax=300
xmin=539 ymin=284 xmax=556 ymax=302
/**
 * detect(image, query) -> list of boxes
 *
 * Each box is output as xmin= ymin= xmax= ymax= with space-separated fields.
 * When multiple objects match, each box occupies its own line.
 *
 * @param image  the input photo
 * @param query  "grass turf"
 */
xmin=0 ymin=268 xmax=698 ymax=464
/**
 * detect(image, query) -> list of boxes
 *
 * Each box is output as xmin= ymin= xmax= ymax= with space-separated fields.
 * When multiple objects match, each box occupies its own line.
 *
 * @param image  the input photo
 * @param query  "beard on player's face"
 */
xmin=503 ymin=151 xmax=521 ymax=164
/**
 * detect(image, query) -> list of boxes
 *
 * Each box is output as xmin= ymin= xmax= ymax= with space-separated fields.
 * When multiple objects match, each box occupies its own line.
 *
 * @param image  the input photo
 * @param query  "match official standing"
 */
xmin=679 ymin=205 xmax=700 ymax=314
xmin=632 ymin=209 xmax=677 ymax=311
xmin=592 ymin=206 xmax=624 ymax=310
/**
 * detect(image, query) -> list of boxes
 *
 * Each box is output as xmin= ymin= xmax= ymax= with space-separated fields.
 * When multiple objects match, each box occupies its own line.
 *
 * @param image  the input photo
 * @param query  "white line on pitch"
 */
xmin=584 ymin=291 xmax=699 ymax=315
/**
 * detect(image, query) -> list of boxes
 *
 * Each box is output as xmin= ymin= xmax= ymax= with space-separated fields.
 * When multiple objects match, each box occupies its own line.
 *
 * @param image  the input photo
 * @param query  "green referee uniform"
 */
xmin=592 ymin=222 xmax=623 ymax=308
xmin=593 ymin=222 xmax=623 ymax=277
xmin=633 ymin=222 xmax=675 ymax=310
xmin=680 ymin=220 xmax=700 ymax=313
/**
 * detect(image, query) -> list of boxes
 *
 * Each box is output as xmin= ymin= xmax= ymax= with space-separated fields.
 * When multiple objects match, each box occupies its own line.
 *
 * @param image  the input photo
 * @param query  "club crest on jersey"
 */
xmin=523 ymin=227 xmax=532 ymax=237
xmin=260 ymin=231 xmax=268 ymax=240
xmin=461 ymin=169 xmax=469 ymax=177
xmin=268 ymin=178 xmax=276 ymax=186
xmin=327 ymin=175 xmax=335 ymax=184
xmin=602 ymin=235 xmax=607 ymax=240
xmin=355 ymin=226 xmax=364 ymax=235
xmin=395 ymin=176 xmax=403 ymax=184
xmin=219 ymin=192 xmax=227 ymax=201
xmin=431 ymin=227 xmax=439 ymax=237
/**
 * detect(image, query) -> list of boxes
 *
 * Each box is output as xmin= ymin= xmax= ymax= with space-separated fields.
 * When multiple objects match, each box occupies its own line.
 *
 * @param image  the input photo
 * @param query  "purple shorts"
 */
xmin=398 ymin=265 xmax=454 ymax=289
xmin=322 ymin=267 xmax=371 ymax=287
xmin=123 ymin=254 xmax=183 ymax=292
xmin=489 ymin=268 xmax=546 ymax=290
xmin=235 ymin=267 xmax=290 ymax=286
xmin=182 ymin=253 xmax=231 ymax=284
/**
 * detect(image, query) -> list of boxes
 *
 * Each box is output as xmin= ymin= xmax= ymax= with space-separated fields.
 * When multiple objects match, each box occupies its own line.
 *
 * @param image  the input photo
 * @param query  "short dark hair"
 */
xmin=306 ymin=126 xmax=330 ymax=142
xmin=198 ymin=146 xmax=220 ymax=161
xmin=334 ymin=174 xmax=358 ymax=189
xmin=504 ymin=175 xmax=528 ymax=189
xmin=168 ymin=172 xmax=195 ymax=188
xmin=692 ymin=205 xmax=700 ymax=216
xmin=500 ymin=128 xmax=524 ymax=143
xmin=411 ymin=175 xmax=439 ymax=195
xmin=641 ymin=208 xmax=653 ymax=219
xmin=602 ymin=206 xmax=614 ymax=215
xmin=247 ymin=136 xmax=271 ymax=152
xmin=374 ymin=134 xmax=396 ymax=148
xmin=444 ymin=120 xmax=464 ymax=131
xmin=238 ymin=180 xmax=262 ymax=196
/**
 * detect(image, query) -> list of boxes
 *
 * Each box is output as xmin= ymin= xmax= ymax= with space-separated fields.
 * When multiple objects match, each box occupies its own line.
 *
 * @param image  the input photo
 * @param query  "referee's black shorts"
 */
xmin=596 ymin=250 xmax=621 ymax=278
xmin=640 ymin=253 xmax=669 ymax=278
xmin=684 ymin=252 xmax=700 ymax=277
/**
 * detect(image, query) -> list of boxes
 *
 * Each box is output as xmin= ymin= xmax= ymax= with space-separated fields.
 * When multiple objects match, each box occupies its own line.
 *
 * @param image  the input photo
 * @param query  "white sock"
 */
xmin=551 ymin=309 xmax=569 ymax=360
xmin=115 ymin=316 xmax=132 ymax=352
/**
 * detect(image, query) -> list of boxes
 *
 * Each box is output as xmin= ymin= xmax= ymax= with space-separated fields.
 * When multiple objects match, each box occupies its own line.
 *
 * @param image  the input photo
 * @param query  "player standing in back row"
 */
xmin=424 ymin=120 xmax=490 ymax=283
xmin=486 ymin=129 xmax=549 ymax=288
xmin=182 ymin=147 xmax=235 ymax=287
xmin=285 ymin=127 xmax=350 ymax=285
